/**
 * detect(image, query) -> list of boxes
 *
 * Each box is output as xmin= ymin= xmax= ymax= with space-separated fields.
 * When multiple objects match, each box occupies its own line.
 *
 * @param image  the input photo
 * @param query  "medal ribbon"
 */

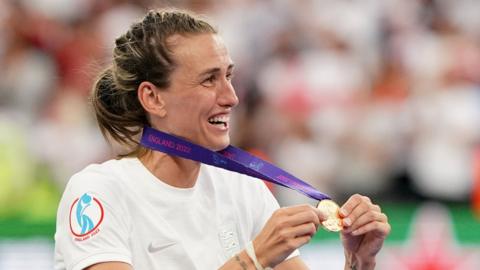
xmin=140 ymin=126 xmax=331 ymax=201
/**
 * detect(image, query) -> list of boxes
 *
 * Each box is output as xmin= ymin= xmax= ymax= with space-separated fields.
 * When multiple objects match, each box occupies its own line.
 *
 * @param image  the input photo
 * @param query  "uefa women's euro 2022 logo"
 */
xmin=69 ymin=193 xmax=104 ymax=241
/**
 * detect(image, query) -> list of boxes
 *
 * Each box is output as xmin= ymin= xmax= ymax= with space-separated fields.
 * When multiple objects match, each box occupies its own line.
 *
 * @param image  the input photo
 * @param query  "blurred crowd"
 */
xmin=1 ymin=0 xmax=480 ymax=216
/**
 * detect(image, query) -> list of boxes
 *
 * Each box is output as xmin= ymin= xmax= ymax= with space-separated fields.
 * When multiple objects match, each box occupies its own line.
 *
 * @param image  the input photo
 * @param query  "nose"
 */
xmin=218 ymin=79 xmax=239 ymax=108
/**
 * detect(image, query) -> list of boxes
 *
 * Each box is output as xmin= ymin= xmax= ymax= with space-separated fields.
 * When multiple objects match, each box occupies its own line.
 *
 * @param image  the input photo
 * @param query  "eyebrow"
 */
xmin=198 ymin=63 xmax=235 ymax=77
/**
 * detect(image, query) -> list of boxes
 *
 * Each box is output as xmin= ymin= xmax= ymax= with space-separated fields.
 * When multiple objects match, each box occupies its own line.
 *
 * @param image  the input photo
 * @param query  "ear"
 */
xmin=137 ymin=81 xmax=167 ymax=118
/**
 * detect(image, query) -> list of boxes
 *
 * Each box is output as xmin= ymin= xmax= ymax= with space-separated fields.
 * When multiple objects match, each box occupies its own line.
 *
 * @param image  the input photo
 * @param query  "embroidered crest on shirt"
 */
xmin=218 ymin=223 xmax=240 ymax=258
xmin=69 ymin=193 xmax=104 ymax=241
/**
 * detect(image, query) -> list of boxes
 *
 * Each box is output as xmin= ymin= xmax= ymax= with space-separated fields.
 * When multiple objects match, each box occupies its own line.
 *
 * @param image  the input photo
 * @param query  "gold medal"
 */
xmin=317 ymin=200 xmax=343 ymax=232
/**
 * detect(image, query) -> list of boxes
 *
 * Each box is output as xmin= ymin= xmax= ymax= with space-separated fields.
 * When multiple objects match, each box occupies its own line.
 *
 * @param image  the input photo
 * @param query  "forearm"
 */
xmin=343 ymin=251 xmax=376 ymax=270
xmin=219 ymin=250 xmax=257 ymax=270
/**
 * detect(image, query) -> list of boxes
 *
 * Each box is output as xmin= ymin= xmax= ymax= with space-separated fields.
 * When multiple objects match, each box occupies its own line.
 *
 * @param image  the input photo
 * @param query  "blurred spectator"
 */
xmin=1 ymin=0 xmax=480 ymax=214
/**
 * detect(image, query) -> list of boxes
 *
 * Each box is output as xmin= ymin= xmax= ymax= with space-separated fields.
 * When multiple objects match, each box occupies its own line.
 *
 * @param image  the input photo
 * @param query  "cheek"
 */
xmin=185 ymin=92 xmax=215 ymax=111
xmin=168 ymin=91 xmax=216 ymax=118
xmin=169 ymin=95 xmax=198 ymax=111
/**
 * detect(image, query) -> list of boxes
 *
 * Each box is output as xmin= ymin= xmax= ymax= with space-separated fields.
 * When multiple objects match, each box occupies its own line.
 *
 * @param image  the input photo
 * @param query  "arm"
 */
xmin=85 ymin=262 xmax=132 ymax=270
xmin=218 ymin=250 xmax=257 ymax=270
xmin=219 ymin=244 xmax=310 ymax=270
xmin=274 ymin=256 xmax=309 ymax=270
xmin=82 ymin=246 xmax=311 ymax=270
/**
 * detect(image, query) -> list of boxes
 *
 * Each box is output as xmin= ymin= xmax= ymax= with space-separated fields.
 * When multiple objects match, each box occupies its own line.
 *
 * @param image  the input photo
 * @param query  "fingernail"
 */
xmin=343 ymin=218 xmax=351 ymax=226
xmin=340 ymin=208 xmax=348 ymax=217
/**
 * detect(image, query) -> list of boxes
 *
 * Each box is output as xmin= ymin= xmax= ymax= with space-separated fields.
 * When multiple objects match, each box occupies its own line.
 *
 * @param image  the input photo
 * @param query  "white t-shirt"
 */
xmin=54 ymin=157 xmax=298 ymax=270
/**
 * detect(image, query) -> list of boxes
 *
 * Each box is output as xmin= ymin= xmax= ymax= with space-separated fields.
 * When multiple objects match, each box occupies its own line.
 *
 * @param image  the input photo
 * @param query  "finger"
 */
xmin=287 ymin=234 xmax=313 ymax=250
xmin=349 ymin=220 xmax=391 ymax=237
xmin=341 ymin=201 xmax=368 ymax=228
xmin=343 ymin=211 xmax=388 ymax=233
xmin=341 ymin=196 xmax=381 ymax=227
xmin=290 ymin=222 xmax=318 ymax=238
xmin=287 ymin=210 xmax=322 ymax=228
xmin=278 ymin=222 xmax=317 ymax=241
xmin=280 ymin=204 xmax=320 ymax=216
xmin=339 ymin=194 xmax=371 ymax=218
xmin=344 ymin=203 xmax=382 ymax=226
xmin=277 ymin=204 xmax=327 ymax=224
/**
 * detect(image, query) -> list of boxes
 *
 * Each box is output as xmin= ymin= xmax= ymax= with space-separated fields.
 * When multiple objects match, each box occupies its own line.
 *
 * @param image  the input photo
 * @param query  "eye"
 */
xmin=226 ymin=72 xmax=234 ymax=81
xmin=201 ymin=75 xmax=216 ymax=87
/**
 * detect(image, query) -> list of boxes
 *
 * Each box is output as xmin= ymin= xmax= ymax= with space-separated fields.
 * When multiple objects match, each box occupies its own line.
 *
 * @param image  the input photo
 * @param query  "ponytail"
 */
xmin=91 ymin=68 xmax=147 ymax=156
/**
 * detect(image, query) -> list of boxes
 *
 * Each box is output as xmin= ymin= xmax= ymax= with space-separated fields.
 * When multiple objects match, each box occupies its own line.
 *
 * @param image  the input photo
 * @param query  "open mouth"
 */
xmin=208 ymin=115 xmax=229 ymax=128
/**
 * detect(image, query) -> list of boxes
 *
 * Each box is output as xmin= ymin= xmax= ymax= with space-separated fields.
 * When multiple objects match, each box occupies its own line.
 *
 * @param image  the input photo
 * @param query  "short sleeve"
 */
xmin=54 ymin=165 xmax=132 ymax=270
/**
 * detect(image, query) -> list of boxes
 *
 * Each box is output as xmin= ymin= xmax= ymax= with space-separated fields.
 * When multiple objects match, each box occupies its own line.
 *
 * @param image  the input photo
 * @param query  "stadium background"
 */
xmin=1 ymin=0 xmax=480 ymax=269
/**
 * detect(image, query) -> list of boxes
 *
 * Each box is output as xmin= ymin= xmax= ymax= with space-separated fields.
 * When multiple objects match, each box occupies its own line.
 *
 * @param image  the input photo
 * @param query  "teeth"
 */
xmin=208 ymin=115 xmax=229 ymax=124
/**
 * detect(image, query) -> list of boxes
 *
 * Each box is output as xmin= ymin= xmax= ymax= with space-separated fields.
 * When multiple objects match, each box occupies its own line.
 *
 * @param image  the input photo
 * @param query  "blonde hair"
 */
xmin=91 ymin=9 xmax=216 ymax=157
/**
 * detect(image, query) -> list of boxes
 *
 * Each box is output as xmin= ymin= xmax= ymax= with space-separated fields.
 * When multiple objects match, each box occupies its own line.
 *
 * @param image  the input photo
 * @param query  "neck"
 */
xmin=138 ymin=149 xmax=200 ymax=188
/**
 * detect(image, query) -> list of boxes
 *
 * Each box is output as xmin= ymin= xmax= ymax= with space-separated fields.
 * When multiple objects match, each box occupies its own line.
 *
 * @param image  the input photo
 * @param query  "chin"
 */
xmin=209 ymin=138 xmax=230 ymax=151
xmin=210 ymin=143 xmax=229 ymax=152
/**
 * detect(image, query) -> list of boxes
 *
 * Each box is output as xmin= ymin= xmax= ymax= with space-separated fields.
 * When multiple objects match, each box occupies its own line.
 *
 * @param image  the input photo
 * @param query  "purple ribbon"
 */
xmin=140 ymin=126 xmax=331 ymax=201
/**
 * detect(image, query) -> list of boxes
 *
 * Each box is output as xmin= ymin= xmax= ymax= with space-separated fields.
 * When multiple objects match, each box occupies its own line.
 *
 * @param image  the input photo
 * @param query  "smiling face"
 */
xmin=154 ymin=33 xmax=239 ymax=151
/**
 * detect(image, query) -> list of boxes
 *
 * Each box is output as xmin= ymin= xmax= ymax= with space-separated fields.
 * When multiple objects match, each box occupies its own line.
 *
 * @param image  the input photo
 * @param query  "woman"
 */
xmin=54 ymin=9 xmax=390 ymax=270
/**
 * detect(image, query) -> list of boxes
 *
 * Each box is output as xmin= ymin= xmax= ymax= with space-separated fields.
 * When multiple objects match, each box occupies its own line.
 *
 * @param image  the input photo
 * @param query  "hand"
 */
xmin=253 ymin=204 xmax=327 ymax=268
xmin=339 ymin=194 xmax=390 ymax=269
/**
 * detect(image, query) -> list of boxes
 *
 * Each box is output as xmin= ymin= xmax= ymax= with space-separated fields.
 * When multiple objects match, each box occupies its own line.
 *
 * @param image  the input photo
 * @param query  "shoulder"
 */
xmin=66 ymin=158 xmax=129 ymax=192
xmin=58 ymin=159 xmax=132 ymax=216
xmin=54 ymin=159 xmax=134 ymax=270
